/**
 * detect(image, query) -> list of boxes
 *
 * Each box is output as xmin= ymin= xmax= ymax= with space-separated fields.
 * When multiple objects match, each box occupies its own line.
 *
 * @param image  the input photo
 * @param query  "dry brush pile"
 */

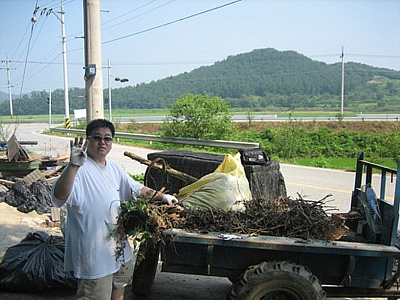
xmin=114 ymin=194 xmax=340 ymax=253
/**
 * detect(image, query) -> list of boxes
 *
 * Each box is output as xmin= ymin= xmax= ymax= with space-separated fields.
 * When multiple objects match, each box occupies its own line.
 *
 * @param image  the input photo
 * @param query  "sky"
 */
xmin=0 ymin=0 xmax=399 ymax=97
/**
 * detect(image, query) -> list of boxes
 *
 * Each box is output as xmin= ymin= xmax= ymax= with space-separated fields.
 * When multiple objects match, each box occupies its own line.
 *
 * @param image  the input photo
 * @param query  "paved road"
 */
xmin=5 ymin=113 xmax=400 ymax=124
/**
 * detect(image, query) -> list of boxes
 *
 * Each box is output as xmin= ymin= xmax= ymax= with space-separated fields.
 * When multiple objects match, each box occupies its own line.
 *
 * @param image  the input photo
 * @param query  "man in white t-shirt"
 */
xmin=52 ymin=119 xmax=177 ymax=300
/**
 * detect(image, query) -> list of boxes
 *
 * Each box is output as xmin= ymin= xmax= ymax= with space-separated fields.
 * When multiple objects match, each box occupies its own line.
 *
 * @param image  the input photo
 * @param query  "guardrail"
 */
xmin=50 ymin=127 xmax=259 ymax=149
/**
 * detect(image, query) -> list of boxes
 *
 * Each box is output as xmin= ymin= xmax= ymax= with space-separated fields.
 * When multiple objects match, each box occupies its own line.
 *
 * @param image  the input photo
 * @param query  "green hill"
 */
xmin=0 ymin=91 xmax=9 ymax=103
xmin=1 ymin=48 xmax=400 ymax=115
xmin=113 ymin=48 xmax=400 ymax=111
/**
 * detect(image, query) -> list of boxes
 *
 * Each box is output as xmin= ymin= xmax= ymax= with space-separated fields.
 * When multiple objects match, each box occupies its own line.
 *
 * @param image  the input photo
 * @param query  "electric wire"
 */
xmin=62 ymin=0 xmax=159 ymax=42
xmin=101 ymin=0 xmax=159 ymax=26
xmin=13 ymin=0 xmax=75 ymax=93
xmin=102 ymin=0 xmax=175 ymax=32
xmin=21 ymin=54 xmax=62 ymax=88
xmin=3 ymin=0 xmax=399 ymax=93
xmin=20 ymin=0 xmax=39 ymax=98
xmin=30 ymin=13 xmax=49 ymax=54
xmin=103 ymin=0 xmax=242 ymax=44
xmin=9 ymin=23 xmax=31 ymax=62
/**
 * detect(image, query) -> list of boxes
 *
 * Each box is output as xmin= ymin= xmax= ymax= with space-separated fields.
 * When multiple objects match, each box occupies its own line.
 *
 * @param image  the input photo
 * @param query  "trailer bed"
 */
xmin=161 ymin=229 xmax=400 ymax=290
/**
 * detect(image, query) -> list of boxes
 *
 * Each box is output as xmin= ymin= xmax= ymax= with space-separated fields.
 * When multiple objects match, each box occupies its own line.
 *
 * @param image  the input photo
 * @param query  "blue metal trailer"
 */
xmin=133 ymin=153 xmax=400 ymax=299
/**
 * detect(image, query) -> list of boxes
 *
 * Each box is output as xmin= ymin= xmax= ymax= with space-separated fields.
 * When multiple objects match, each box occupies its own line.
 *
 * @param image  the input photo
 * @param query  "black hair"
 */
xmin=86 ymin=119 xmax=115 ymax=137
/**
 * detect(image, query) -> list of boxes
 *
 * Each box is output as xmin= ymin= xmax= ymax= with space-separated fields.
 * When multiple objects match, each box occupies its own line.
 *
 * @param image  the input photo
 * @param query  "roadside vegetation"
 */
xmin=3 ymin=92 xmax=399 ymax=171
xmin=107 ymin=94 xmax=400 ymax=171
xmin=112 ymin=120 xmax=400 ymax=171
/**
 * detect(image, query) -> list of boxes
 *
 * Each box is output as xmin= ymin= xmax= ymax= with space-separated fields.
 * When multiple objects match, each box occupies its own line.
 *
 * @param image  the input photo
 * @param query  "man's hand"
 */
xmin=69 ymin=137 xmax=88 ymax=167
xmin=161 ymin=194 xmax=179 ymax=205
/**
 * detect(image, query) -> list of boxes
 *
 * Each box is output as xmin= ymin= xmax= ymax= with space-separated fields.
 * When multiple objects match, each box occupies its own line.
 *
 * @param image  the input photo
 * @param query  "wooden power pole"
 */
xmin=83 ymin=0 xmax=104 ymax=122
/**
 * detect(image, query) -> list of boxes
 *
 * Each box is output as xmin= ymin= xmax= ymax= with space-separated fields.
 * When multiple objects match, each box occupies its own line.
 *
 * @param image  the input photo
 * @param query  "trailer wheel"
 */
xmin=132 ymin=239 xmax=160 ymax=296
xmin=229 ymin=261 xmax=326 ymax=300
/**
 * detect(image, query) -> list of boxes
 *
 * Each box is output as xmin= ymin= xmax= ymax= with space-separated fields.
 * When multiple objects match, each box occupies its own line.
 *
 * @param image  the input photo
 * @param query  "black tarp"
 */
xmin=0 ymin=231 xmax=76 ymax=292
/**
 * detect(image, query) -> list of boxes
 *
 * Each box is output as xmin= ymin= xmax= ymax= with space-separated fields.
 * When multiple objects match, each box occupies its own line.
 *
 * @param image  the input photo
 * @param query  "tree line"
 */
xmin=1 ymin=48 xmax=399 ymax=116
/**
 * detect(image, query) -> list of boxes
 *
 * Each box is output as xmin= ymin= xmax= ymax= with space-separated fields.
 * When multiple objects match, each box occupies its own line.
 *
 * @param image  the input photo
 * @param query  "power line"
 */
xmin=10 ymin=23 xmax=31 ymax=62
xmin=4 ymin=59 xmax=81 ymax=65
xmin=102 ymin=0 xmax=174 ymax=32
xmin=103 ymin=0 xmax=242 ymax=44
xmin=347 ymin=54 xmax=400 ymax=59
xmin=21 ymin=54 xmax=62 ymax=87
xmin=20 ymin=1 xmax=39 ymax=98
xmin=4 ymin=55 xmax=400 ymax=69
xmin=102 ymin=0 xmax=158 ymax=26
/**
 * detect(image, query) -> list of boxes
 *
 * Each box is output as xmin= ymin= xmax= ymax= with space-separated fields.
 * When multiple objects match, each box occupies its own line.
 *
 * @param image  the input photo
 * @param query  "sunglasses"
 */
xmin=89 ymin=135 xmax=113 ymax=143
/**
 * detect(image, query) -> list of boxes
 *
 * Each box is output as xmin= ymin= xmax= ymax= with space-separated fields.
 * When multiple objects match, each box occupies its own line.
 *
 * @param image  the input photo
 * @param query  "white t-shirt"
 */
xmin=52 ymin=157 xmax=144 ymax=279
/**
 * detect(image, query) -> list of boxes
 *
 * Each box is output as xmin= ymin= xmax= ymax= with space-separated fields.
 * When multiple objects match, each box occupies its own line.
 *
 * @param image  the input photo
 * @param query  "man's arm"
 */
xmin=53 ymin=164 xmax=80 ymax=201
xmin=139 ymin=186 xmax=178 ymax=205
xmin=53 ymin=137 xmax=87 ymax=202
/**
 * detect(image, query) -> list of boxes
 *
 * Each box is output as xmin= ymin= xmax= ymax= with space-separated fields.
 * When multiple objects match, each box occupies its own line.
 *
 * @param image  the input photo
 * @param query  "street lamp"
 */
xmin=107 ymin=58 xmax=129 ymax=122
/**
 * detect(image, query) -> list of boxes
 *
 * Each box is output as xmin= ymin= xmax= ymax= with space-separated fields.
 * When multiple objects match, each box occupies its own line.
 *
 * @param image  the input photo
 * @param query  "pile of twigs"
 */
xmin=116 ymin=195 xmax=339 ymax=246
xmin=180 ymin=195 xmax=338 ymax=240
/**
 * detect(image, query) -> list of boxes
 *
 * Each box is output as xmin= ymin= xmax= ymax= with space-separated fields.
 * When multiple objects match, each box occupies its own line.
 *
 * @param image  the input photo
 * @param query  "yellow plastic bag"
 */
xmin=176 ymin=153 xmax=252 ymax=211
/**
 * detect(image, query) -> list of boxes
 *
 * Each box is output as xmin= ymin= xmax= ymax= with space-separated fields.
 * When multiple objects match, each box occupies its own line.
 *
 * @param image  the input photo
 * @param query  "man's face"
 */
xmin=86 ymin=127 xmax=113 ymax=161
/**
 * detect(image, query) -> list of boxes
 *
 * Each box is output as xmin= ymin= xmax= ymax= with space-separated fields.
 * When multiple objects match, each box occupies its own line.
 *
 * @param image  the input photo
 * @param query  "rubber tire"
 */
xmin=229 ymin=261 xmax=326 ymax=300
xmin=132 ymin=239 xmax=160 ymax=296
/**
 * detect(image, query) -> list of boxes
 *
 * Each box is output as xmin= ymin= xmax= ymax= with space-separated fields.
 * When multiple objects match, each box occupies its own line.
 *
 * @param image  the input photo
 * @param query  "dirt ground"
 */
xmin=0 ymin=202 xmax=233 ymax=300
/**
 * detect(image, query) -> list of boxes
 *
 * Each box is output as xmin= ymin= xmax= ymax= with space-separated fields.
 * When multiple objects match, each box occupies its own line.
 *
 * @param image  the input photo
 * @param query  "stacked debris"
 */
xmin=5 ymin=134 xmax=30 ymax=162
xmin=1 ymin=179 xmax=53 ymax=214
xmin=116 ymin=195 xmax=342 ymax=245
xmin=180 ymin=196 xmax=338 ymax=240
xmin=0 ymin=135 xmax=66 ymax=214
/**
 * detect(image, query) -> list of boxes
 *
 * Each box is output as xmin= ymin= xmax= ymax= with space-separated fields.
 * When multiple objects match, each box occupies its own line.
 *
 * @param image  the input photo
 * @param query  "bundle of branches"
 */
xmin=115 ymin=195 xmax=339 ymax=258
xmin=113 ymin=198 xmax=187 ymax=259
xmin=180 ymin=196 xmax=338 ymax=240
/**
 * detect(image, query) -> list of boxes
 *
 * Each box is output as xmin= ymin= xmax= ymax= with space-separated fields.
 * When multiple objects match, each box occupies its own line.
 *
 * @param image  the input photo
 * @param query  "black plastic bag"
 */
xmin=0 ymin=231 xmax=76 ymax=292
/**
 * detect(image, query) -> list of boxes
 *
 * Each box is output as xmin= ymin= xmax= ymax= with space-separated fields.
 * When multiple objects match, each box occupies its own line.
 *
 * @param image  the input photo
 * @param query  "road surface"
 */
xmin=5 ymin=113 xmax=400 ymax=124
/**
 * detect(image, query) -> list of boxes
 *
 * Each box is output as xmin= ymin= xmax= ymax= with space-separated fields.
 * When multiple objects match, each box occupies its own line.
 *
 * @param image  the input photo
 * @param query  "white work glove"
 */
xmin=69 ymin=137 xmax=88 ymax=167
xmin=161 ymin=194 xmax=179 ymax=205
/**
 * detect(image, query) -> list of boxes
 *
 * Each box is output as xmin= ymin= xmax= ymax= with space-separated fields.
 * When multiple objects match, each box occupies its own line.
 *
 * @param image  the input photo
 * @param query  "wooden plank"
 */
xmin=23 ymin=168 xmax=45 ymax=185
xmin=0 ymin=178 xmax=15 ymax=185
xmin=41 ymin=165 xmax=63 ymax=176
xmin=6 ymin=134 xmax=19 ymax=161
xmin=124 ymin=151 xmax=198 ymax=184
xmin=6 ymin=134 xmax=29 ymax=161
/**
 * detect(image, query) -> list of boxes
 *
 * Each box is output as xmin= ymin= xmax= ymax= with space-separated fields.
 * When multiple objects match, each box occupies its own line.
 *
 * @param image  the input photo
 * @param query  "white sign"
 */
xmin=74 ymin=109 xmax=86 ymax=119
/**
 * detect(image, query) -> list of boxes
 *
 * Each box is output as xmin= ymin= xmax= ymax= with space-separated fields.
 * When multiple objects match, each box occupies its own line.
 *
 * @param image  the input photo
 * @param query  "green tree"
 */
xmin=161 ymin=93 xmax=232 ymax=140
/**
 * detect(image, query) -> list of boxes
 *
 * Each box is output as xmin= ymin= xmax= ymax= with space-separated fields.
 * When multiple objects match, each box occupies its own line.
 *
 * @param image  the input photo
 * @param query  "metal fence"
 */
xmin=50 ymin=127 xmax=259 ymax=149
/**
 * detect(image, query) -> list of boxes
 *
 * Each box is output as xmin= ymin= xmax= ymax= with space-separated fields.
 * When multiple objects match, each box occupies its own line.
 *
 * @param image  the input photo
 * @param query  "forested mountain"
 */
xmin=2 ymin=48 xmax=400 ymax=116
xmin=0 ymin=91 xmax=10 ymax=103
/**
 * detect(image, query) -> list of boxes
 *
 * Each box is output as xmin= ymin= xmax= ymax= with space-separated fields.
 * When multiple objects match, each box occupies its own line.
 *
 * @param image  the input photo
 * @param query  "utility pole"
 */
xmin=340 ymin=46 xmax=344 ymax=115
xmin=34 ymin=1 xmax=70 ymax=128
xmin=106 ymin=59 xmax=128 ymax=122
xmin=1 ymin=55 xmax=14 ymax=119
xmin=83 ymin=0 xmax=103 ymax=122
xmin=4 ymin=56 xmax=14 ymax=119
xmin=107 ymin=58 xmax=112 ymax=122
xmin=48 ymin=89 xmax=52 ymax=128
xmin=60 ymin=1 xmax=70 ymax=128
